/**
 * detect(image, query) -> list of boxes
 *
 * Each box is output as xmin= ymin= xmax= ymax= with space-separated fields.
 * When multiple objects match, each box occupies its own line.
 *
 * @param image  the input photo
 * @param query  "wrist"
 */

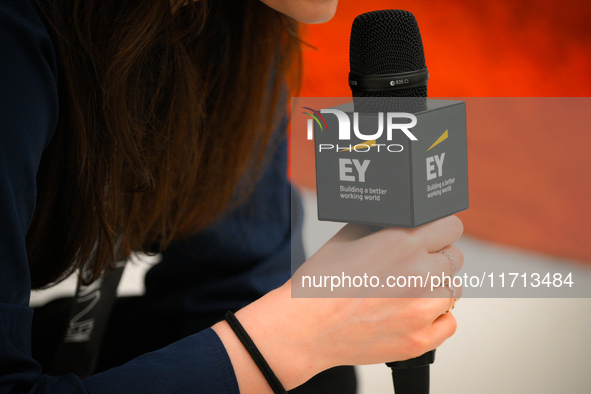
xmin=213 ymin=283 xmax=326 ymax=391
xmin=213 ymin=320 xmax=274 ymax=394
xmin=222 ymin=311 xmax=286 ymax=393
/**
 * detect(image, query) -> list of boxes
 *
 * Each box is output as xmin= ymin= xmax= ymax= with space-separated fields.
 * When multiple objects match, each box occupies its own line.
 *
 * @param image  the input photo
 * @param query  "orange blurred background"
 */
xmin=290 ymin=0 xmax=591 ymax=264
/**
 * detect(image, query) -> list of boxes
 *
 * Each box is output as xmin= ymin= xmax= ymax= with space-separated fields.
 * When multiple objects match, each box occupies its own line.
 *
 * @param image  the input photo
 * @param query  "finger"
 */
xmin=418 ymin=245 xmax=462 ymax=279
xmin=411 ymin=215 xmax=463 ymax=253
xmin=427 ymin=312 xmax=457 ymax=350
xmin=434 ymin=244 xmax=464 ymax=275
xmin=440 ymin=274 xmax=463 ymax=303
xmin=424 ymin=285 xmax=461 ymax=316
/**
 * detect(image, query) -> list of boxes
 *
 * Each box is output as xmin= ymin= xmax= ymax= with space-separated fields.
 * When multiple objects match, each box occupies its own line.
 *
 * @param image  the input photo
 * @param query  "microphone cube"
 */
xmin=313 ymin=99 xmax=468 ymax=227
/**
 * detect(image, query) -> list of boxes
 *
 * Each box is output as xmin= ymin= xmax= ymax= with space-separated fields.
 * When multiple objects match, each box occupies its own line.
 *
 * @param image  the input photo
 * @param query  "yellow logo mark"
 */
xmin=339 ymin=140 xmax=377 ymax=152
xmin=427 ymin=130 xmax=448 ymax=151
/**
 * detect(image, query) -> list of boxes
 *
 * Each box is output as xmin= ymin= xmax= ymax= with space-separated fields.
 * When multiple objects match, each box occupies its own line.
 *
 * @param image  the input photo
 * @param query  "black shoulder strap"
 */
xmin=46 ymin=263 xmax=125 ymax=378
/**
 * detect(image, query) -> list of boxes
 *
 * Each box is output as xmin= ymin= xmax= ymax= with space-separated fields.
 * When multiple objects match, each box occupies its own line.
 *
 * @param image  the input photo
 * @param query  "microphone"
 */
xmin=350 ymin=10 xmax=434 ymax=394
xmin=313 ymin=7 xmax=468 ymax=227
xmin=310 ymin=9 xmax=468 ymax=394
xmin=349 ymin=9 xmax=428 ymax=113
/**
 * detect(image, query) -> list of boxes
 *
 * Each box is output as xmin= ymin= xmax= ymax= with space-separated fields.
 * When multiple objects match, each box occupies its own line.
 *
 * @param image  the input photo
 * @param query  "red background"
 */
xmin=290 ymin=0 xmax=591 ymax=264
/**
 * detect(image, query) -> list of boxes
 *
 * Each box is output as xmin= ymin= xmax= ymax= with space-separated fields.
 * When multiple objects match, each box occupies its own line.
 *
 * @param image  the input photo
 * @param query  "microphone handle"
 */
xmin=386 ymin=350 xmax=435 ymax=394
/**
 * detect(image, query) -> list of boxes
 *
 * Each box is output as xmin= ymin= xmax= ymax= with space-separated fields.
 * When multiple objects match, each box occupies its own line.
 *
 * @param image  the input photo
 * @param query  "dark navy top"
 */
xmin=0 ymin=0 xmax=304 ymax=392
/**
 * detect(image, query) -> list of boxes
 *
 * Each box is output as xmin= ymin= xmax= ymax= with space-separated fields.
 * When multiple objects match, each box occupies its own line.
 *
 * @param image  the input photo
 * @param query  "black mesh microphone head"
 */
xmin=349 ymin=10 xmax=427 ymax=111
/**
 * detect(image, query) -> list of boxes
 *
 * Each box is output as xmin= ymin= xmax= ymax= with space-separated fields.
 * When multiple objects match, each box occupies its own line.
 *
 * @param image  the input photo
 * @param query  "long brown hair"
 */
xmin=27 ymin=0 xmax=301 ymax=288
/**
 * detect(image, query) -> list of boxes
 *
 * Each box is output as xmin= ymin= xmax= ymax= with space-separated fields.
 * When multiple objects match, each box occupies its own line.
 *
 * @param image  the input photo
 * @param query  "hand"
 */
xmin=213 ymin=215 xmax=464 ymax=393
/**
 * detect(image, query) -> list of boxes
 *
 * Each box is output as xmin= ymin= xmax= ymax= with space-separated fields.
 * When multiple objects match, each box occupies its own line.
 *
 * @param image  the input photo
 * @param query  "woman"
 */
xmin=0 ymin=0 xmax=463 ymax=393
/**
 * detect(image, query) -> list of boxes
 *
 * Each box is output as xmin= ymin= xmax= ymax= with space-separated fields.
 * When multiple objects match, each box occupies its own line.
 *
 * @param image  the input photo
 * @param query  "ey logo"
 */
xmin=426 ymin=130 xmax=448 ymax=181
